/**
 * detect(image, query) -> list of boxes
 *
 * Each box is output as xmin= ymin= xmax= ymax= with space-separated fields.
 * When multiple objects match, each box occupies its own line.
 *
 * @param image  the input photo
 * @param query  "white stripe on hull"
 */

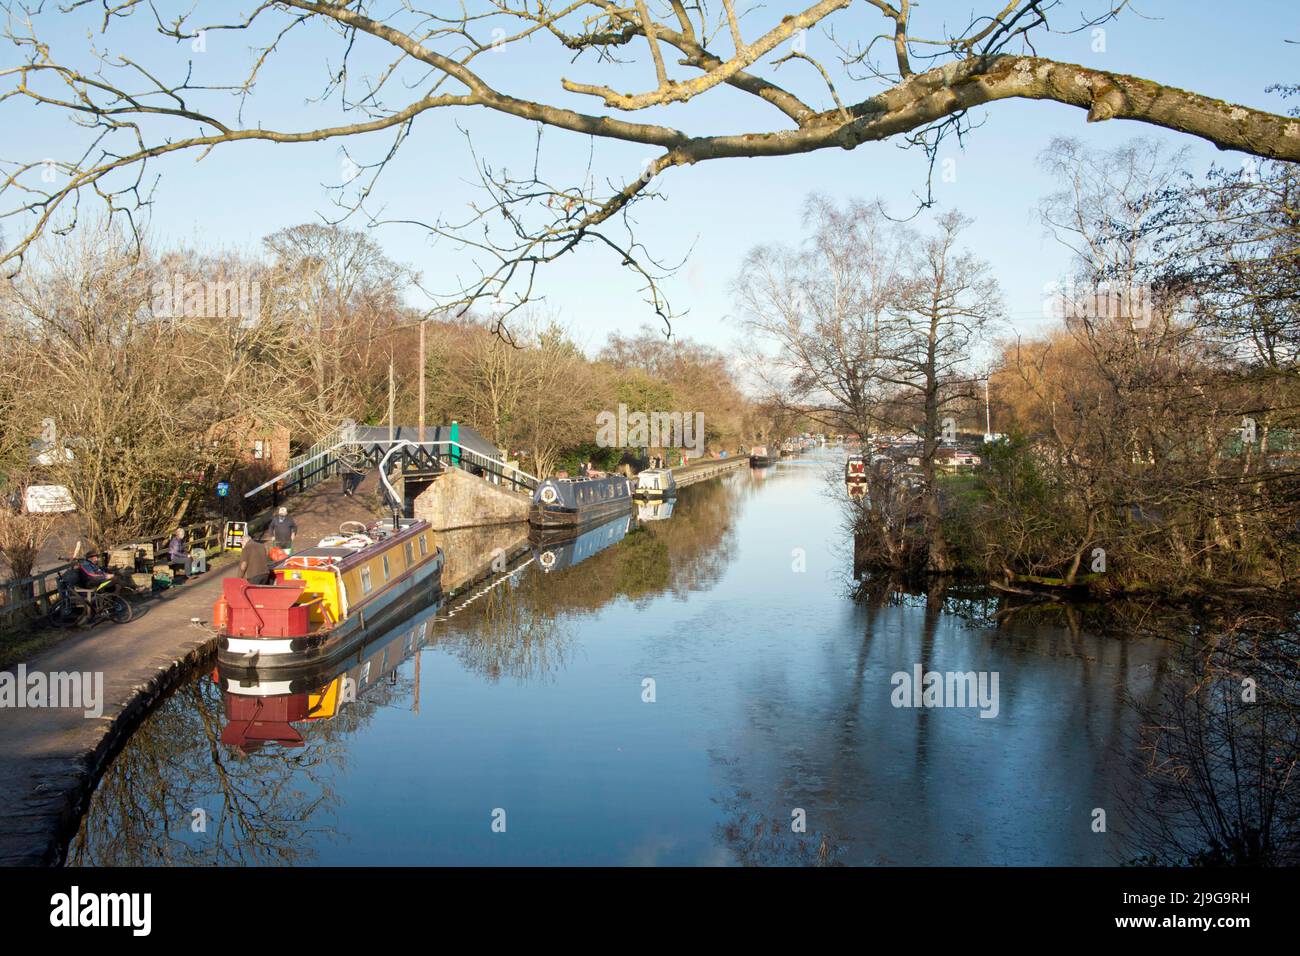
xmin=225 ymin=637 xmax=296 ymax=656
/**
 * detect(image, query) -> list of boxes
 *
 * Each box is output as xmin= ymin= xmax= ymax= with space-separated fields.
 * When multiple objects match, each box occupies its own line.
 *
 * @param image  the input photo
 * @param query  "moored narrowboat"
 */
xmin=529 ymin=474 xmax=633 ymax=530
xmin=633 ymin=468 xmax=677 ymax=499
xmin=216 ymin=518 xmax=444 ymax=673
xmin=749 ymin=444 xmax=777 ymax=467
xmin=845 ymin=455 xmax=868 ymax=484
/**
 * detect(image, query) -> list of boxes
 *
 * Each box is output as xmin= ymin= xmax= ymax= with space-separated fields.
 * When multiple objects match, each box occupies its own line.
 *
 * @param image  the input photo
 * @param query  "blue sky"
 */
xmin=5 ymin=1 xmax=1297 ymax=358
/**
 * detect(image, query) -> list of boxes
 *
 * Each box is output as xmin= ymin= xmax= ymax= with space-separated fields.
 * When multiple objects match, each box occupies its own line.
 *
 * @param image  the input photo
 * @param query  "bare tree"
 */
xmin=734 ymin=195 xmax=911 ymax=437
xmin=0 ymin=222 xmax=310 ymax=550
xmin=882 ymin=210 xmax=1003 ymax=571
xmin=261 ymin=223 xmax=417 ymax=426
xmin=980 ymin=137 xmax=1299 ymax=592
xmin=3 ymin=2 xmax=1299 ymax=331
xmin=740 ymin=201 xmax=999 ymax=571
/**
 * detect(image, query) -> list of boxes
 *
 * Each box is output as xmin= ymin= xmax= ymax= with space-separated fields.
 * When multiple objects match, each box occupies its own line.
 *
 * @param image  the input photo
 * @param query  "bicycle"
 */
xmin=47 ymin=565 xmax=134 ymax=628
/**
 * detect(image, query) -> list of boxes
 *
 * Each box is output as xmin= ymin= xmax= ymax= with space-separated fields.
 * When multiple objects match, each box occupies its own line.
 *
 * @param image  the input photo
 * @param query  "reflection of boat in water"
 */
xmin=845 ymin=455 xmax=869 ymax=497
xmin=636 ymin=497 xmax=675 ymax=521
xmin=749 ymin=444 xmax=777 ymax=467
xmin=216 ymin=518 xmax=444 ymax=675
xmin=531 ymin=514 xmax=632 ymax=573
xmin=216 ymin=591 xmax=444 ymax=750
xmin=530 ymin=474 xmax=633 ymax=530
xmin=633 ymin=468 xmax=677 ymax=499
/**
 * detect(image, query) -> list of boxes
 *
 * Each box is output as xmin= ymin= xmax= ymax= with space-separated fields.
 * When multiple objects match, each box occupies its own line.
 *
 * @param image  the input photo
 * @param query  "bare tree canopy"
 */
xmin=3 ymin=1 xmax=1299 ymax=327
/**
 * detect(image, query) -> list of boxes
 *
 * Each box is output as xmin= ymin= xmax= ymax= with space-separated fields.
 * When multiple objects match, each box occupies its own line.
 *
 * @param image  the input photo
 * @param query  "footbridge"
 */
xmin=243 ymin=423 xmax=538 ymax=512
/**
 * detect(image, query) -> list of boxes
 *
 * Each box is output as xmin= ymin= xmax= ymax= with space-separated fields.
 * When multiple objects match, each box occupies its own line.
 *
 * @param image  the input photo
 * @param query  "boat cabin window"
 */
xmin=405 ymin=541 xmax=415 ymax=565
xmin=418 ymin=535 xmax=428 ymax=556
xmin=382 ymin=554 xmax=391 ymax=581
xmin=360 ymin=566 xmax=373 ymax=594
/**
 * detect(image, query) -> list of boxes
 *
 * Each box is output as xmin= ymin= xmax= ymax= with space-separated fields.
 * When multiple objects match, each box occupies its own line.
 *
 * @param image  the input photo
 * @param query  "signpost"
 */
xmin=224 ymin=520 xmax=248 ymax=550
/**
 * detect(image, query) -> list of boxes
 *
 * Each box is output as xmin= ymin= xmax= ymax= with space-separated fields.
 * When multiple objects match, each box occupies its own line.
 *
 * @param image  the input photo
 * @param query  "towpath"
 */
xmin=0 ymin=473 xmax=382 ymax=865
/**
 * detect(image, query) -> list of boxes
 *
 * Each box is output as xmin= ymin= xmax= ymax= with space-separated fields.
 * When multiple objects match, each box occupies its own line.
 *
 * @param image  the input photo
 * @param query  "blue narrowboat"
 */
xmin=530 ymin=474 xmax=633 ymax=530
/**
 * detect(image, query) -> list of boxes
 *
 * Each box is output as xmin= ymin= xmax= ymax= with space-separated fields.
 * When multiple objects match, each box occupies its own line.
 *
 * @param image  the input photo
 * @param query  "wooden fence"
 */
xmin=0 ymin=517 xmax=234 ymax=633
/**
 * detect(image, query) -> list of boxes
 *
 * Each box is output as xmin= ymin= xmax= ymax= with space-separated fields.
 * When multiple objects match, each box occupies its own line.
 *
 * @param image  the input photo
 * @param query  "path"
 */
xmin=0 ymin=470 xmax=384 ymax=865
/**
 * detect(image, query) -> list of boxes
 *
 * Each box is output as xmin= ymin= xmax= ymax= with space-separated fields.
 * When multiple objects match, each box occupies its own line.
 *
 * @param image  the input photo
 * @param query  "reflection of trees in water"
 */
xmin=841 ymin=525 xmax=1300 ymax=867
xmin=713 ymin=800 xmax=841 ymax=866
xmin=712 ymin=558 xmax=1193 ymax=865
xmin=707 ymin=595 xmax=908 ymax=867
xmin=433 ymin=475 xmax=741 ymax=680
xmin=897 ymin=584 xmax=1300 ymax=867
xmin=68 ymin=668 xmax=410 ymax=866
xmin=644 ymin=477 xmax=738 ymax=600
xmin=442 ymin=574 xmax=572 ymax=682
xmin=1120 ymin=612 xmax=1300 ymax=866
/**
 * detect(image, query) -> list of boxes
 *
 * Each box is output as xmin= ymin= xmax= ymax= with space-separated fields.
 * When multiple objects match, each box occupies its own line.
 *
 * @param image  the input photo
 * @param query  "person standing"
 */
xmin=269 ymin=507 xmax=297 ymax=556
xmin=237 ymin=534 xmax=274 ymax=585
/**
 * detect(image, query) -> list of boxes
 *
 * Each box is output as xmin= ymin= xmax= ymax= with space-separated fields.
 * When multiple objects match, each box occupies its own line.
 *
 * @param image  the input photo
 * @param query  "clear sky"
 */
xmin=5 ymin=1 xmax=1298 ymax=359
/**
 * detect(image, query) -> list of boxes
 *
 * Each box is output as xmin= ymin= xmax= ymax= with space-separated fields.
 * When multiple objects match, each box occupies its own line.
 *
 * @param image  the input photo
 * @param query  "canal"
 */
xmin=69 ymin=452 xmax=1175 ymax=866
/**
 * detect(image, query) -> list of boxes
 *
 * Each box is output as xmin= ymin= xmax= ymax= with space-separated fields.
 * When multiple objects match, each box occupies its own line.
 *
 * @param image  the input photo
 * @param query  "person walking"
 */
xmin=237 ymin=534 xmax=274 ymax=586
xmin=339 ymin=447 xmax=365 ymax=497
xmin=268 ymin=507 xmax=297 ymax=556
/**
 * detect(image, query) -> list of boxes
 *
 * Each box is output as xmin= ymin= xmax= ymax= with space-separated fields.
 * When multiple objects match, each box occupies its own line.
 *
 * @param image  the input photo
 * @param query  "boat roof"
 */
xmin=546 ymin=475 xmax=625 ymax=484
xmin=291 ymin=546 xmax=356 ymax=560
xmin=282 ymin=519 xmax=431 ymax=571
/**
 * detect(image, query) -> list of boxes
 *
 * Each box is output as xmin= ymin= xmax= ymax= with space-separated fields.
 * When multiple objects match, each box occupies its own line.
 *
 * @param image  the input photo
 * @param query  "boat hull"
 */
xmin=632 ymin=487 xmax=674 ymax=499
xmin=529 ymin=496 xmax=633 ymax=530
xmin=749 ymin=455 xmax=777 ymax=467
xmin=217 ymin=551 xmax=443 ymax=674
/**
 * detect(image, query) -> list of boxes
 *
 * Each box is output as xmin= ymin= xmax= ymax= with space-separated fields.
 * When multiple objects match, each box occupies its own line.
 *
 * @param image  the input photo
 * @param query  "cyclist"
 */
xmin=56 ymin=555 xmax=113 ymax=617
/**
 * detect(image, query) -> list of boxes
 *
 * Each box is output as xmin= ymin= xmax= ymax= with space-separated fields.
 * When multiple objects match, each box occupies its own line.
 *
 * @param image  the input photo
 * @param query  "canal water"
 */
xmin=69 ymin=453 xmax=1171 ymax=866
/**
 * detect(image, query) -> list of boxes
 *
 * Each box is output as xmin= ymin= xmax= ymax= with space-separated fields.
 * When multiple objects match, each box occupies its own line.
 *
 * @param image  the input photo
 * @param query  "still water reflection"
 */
xmin=70 ymin=455 xmax=1175 ymax=866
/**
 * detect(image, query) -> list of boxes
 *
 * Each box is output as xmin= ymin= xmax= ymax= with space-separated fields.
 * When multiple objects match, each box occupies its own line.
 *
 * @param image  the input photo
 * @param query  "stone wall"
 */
xmin=435 ymin=523 xmax=531 ymax=593
xmin=413 ymin=467 xmax=530 ymax=531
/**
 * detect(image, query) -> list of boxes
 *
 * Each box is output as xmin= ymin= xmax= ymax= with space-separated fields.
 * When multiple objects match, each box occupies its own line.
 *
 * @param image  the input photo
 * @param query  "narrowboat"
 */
xmin=531 ymin=514 xmax=632 ymax=573
xmin=529 ymin=474 xmax=633 ymax=530
xmin=749 ymin=444 xmax=777 ymax=467
xmin=633 ymin=468 xmax=677 ymax=499
xmin=845 ymin=454 xmax=868 ymax=483
xmin=216 ymin=517 xmax=444 ymax=673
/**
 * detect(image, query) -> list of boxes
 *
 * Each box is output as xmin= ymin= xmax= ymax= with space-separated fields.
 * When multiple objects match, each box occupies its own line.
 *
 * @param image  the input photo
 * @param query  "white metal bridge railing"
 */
xmin=243 ymin=438 xmax=539 ymax=504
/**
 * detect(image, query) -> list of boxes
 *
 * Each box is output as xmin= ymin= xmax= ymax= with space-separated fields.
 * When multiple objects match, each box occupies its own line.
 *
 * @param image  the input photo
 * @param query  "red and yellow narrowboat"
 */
xmin=216 ymin=518 xmax=443 ymax=673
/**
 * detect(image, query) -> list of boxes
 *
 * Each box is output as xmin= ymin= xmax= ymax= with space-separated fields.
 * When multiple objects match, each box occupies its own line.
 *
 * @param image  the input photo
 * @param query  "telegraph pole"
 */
xmin=984 ymin=375 xmax=992 ymax=441
xmin=418 ymin=321 xmax=426 ymax=444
